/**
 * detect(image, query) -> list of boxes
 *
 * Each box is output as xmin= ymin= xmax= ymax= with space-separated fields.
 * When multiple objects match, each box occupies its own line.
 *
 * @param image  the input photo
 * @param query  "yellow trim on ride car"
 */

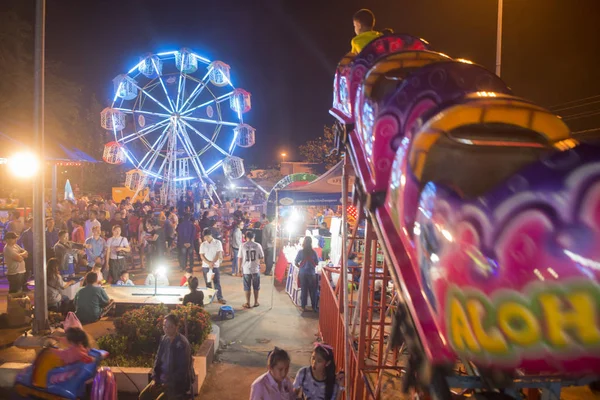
xmin=408 ymin=95 xmax=573 ymax=181
xmin=363 ymin=51 xmax=451 ymax=98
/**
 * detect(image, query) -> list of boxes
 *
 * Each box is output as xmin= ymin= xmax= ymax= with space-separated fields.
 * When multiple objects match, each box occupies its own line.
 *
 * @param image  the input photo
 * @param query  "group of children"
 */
xmin=81 ymin=265 xmax=133 ymax=288
xmin=251 ymin=343 xmax=343 ymax=400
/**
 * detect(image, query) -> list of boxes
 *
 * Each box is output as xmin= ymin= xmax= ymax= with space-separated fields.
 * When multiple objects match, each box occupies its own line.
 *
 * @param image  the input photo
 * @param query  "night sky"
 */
xmin=14 ymin=0 xmax=600 ymax=166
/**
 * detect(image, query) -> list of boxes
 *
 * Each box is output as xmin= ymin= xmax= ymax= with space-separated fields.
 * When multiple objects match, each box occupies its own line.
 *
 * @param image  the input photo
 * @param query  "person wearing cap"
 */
xmin=200 ymin=228 xmax=226 ymax=304
xmin=3 ymin=231 xmax=28 ymax=293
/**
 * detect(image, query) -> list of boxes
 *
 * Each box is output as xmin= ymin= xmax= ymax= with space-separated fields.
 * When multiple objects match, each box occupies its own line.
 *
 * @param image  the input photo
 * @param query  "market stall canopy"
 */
xmin=276 ymin=161 xmax=355 ymax=206
xmin=0 ymin=131 xmax=99 ymax=164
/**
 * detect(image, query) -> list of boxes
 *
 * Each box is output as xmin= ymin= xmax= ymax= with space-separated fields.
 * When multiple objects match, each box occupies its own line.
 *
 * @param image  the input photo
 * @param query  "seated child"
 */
xmin=92 ymin=263 xmax=104 ymax=284
xmin=116 ymin=271 xmax=134 ymax=286
xmin=180 ymin=269 xmax=193 ymax=286
xmin=350 ymin=9 xmax=382 ymax=54
xmin=50 ymin=327 xmax=93 ymax=365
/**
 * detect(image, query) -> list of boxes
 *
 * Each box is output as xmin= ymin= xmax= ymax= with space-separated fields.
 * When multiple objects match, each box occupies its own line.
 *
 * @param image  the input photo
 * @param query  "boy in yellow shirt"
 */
xmin=351 ymin=9 xmax=382 ymax=54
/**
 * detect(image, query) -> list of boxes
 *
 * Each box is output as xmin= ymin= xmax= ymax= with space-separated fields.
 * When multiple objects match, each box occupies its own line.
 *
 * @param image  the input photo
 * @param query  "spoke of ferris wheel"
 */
xmin=141 ymin=132 xmax=170 ymax=175
xmin=178 ymin=68 xmax=212 ymax=113
xmin=229 ymin=128 xmax=238 ymax=153
xmin=151 ymin=58 xmax=176 ymax=111
xmin=131 ymin=81 xmax=172 ymax=114
xmin=111 ymin=115 xmax=119 ymax=141
xmin=180 ymin=115 xmax=237 ymax=128
xmin=127 ymin=60 xmax=144 ymax=75
xmin=113 ymin=108 xmax=171 ymax=119
xmin=192 ymin=53 xmax=211 ymax=64
xmin=175 ymin=63 xmax=184 ymax=112
xmin=181 ymin=90 xmax=234 ymax=116
xmin=120 ymin=118 xmax=171 ymax=144
xmin=174 ymin=122 xmax=206 ymax=180
xmin=122 ymin=146 xmax=142 ymax=167
xmin=206 ymin=160 xmax=223 ymax=175
xmin=176 ymin=121 xmax=208 ymax=176
xmin=137 ymin=124 xmax=171 ymax=171
xmin=179 ymin=119 xmax=230 ymax=157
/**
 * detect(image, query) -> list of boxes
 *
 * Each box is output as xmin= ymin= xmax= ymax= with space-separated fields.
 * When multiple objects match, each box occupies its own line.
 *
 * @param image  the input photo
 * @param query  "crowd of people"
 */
xmin=1 ymin=192 xmax=278 ymax=319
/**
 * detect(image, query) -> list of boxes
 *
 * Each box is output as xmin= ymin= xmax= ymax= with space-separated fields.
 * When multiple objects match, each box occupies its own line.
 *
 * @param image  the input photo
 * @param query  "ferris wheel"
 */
xmin=100 ymin=48 xmax=255 ymax=205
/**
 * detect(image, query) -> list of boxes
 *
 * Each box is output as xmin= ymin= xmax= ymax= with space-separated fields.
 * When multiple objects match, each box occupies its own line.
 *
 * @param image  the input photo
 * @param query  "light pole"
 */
xmin=496 ymin=0 xmax=503 ymax=77
xmin=32 ymin=0 xmax=48 ymax=335
xmin=280 ymin=152 xmax=287 ymax=163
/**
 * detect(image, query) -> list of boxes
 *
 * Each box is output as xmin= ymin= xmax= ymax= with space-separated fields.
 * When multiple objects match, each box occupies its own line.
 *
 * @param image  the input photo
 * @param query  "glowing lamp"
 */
xmin=8 ymin=152 xmax=39 ymax=178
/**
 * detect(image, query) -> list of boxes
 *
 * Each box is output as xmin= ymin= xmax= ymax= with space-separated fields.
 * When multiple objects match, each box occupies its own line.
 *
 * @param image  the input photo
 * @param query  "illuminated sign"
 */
xmin=446 ymin=281 xmax=600 ymax=361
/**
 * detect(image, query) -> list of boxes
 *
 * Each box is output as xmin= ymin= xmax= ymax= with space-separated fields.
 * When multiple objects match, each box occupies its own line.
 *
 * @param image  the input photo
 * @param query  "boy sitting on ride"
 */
xmin=351 ymin=9 xmax=382 ymax=54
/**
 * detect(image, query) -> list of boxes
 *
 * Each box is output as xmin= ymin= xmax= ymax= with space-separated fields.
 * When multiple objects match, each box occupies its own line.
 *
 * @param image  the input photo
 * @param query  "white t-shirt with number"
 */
xmin=239 ymin=241 xmax=264 ymax=274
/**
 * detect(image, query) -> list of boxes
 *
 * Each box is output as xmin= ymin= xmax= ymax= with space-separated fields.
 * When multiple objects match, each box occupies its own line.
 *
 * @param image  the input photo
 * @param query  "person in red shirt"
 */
xmin=71 ymin=219 xmax=85 ymax=244
xmin=180 ymin=268 xmax=193 ymax=286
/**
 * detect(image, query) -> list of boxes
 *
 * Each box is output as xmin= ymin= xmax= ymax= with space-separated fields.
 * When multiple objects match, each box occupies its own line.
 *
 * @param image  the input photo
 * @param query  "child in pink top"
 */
xmin=250 ymin=347 xmax=295 ymax=400
xmin=51 ymin=327 xmax=93 ymax=365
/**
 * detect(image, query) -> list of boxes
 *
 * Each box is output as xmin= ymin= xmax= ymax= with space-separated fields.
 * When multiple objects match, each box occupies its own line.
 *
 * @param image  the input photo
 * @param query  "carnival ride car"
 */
xmin=13 ymin=348 xmax=116 ymax=399
xmin=331 ymin=33 xmax=600 ymax=399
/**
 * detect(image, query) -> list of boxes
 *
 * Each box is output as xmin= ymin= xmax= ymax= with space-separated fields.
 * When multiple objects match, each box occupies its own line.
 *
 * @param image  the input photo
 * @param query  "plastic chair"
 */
xmin=218 ymin=305 xmax=235 ymax=320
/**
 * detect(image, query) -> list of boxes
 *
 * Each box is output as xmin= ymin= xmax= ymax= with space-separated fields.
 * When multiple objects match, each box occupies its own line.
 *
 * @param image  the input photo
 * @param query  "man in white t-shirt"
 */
xmin=200 ymin=228 xmax=226 ymax=304
xmin=238 ymin=230 xmax=264 ymax=308
xmin=84 ymin=210 xmax=101 ymax=239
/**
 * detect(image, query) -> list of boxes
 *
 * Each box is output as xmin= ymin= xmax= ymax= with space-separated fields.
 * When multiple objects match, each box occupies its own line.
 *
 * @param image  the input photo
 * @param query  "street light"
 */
xmin=8 ymin=152 xmax=40 ymax=178
xmin=281 ymin=152 xmax=287 ymax=163
xmin=496 ymin=0 xmax=503 ymax=77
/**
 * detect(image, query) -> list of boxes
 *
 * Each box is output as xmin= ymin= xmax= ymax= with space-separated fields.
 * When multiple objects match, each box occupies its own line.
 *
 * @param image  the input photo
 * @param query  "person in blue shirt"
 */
xmin=348 ymin=253 xmax=362 ymax=285
xmin=45 ymin=217 xmax=60 ymax=258
xmin=294 ymin=236 xmax=320 ymax=313
xmin=85 ymin=226 xmax=106 ymax=272
xmin=116 ymin=271 xmax=135 ymax=286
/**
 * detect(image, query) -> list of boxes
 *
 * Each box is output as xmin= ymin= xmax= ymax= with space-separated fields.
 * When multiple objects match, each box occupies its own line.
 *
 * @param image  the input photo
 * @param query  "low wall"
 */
xmin=0 ymin=326 xmax=220 ymax=394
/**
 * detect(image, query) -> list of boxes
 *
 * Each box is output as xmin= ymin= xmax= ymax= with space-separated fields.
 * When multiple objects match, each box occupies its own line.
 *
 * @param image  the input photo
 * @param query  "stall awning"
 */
xmin=0 ymin=131 xmax=99 ymax=163
xmin=276 ymin=161 xmax=355 ymax=206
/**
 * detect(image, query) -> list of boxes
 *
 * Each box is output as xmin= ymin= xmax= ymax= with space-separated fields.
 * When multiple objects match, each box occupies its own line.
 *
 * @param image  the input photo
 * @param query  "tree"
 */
xmin=298 ymin=125 xmax=342 ymax=170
